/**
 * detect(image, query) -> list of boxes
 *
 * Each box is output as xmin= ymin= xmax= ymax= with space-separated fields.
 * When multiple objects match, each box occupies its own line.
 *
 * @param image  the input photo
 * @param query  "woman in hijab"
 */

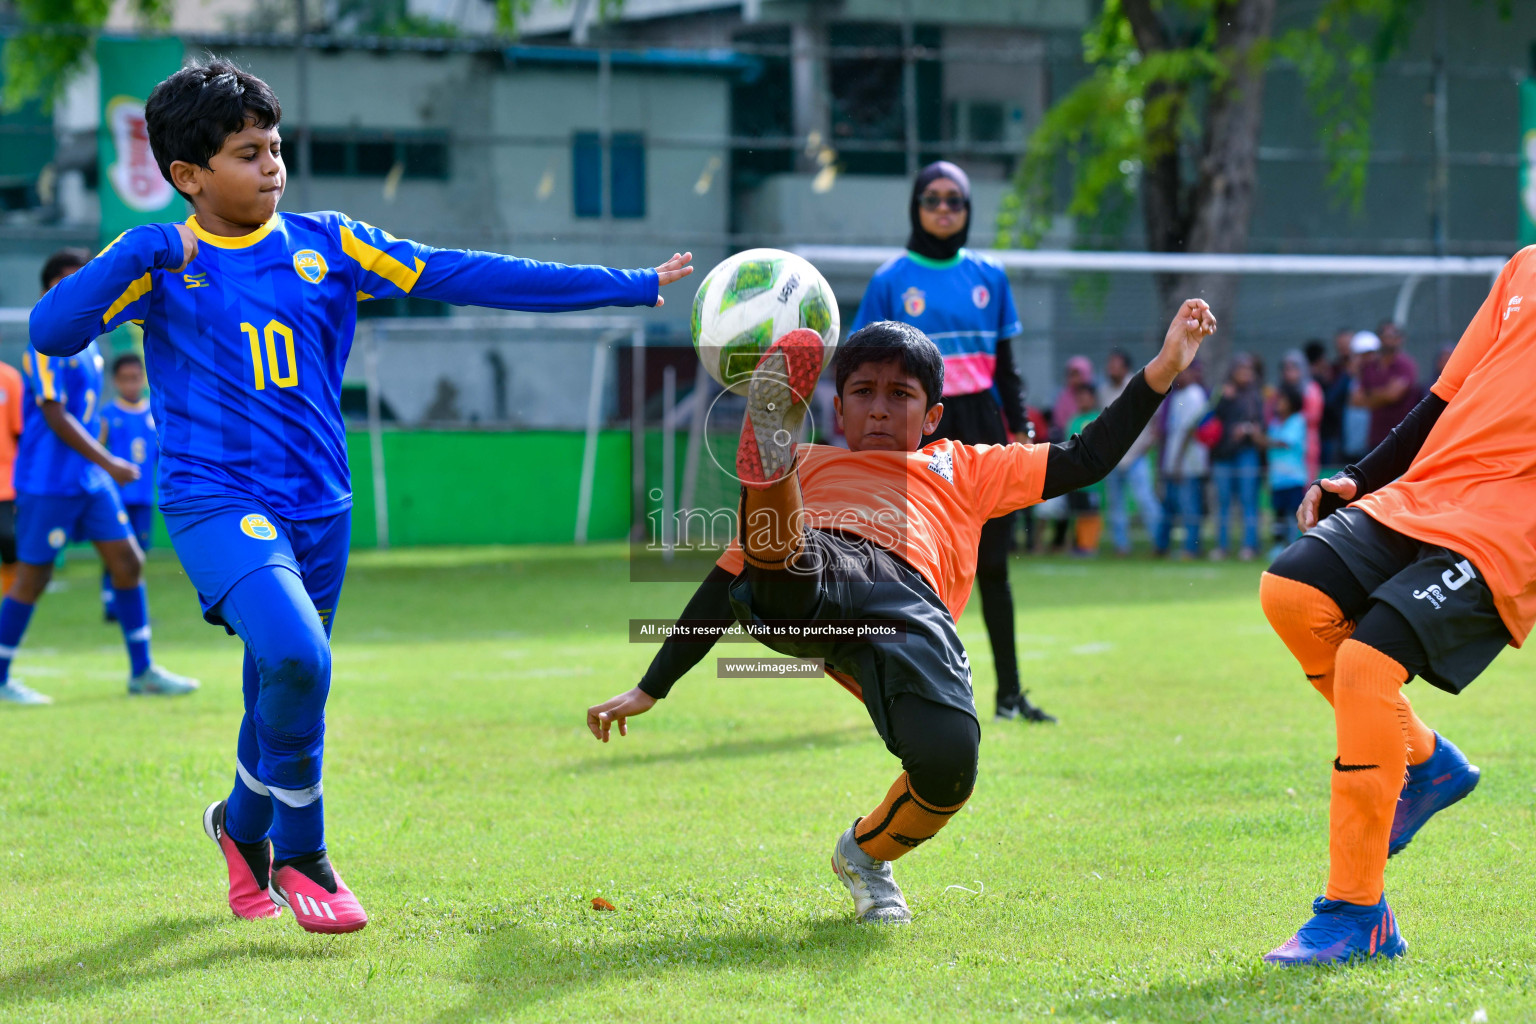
xmin=850 ymin=160 xmax=1054 ymax=725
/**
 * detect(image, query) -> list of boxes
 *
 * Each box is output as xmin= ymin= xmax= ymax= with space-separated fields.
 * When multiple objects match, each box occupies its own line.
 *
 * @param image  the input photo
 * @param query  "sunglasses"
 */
xmin=919 ymin=193 xmax=966 ymax=212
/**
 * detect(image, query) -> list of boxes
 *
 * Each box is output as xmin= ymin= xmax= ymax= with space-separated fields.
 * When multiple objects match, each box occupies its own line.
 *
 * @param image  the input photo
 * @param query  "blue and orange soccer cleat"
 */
xmin=1390 ymin=732 xmax=1479 ymax=857
xmin=1264 ymin=894 xmax=1407 ymax=965
xmin=736 ymin=329 xmax=826 ymax=489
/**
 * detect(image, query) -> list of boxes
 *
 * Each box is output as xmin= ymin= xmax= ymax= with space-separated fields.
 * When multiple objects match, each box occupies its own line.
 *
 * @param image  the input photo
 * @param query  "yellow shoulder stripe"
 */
xmin=341 ymin=226 xmax=424 ymax=294
xmin=356 ymin=291 xmax=375 ymax=301
xmin=103 ymin=272 xmax=153 ymax=326
xmin=34 ymin=351 xmax=57 ymax=401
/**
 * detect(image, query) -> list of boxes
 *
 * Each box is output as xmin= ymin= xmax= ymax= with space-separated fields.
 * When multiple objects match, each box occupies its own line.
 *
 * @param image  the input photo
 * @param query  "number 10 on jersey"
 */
xmin=242 ymin=319 xmax=298 ymax=390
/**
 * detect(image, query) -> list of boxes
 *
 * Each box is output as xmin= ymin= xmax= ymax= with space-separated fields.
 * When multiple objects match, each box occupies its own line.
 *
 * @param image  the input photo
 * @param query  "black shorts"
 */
xmin=0 ymin=500 xmax=14 ymax=564
xmin=1273 ymin=507 xmax=1511 ymax=694
xmin=728 ymin=527 xmax=976 ymax=751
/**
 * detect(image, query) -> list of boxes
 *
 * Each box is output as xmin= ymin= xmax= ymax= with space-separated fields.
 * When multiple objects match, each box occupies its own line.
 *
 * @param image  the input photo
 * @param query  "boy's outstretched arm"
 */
xmin=1040 ymin=298 xmax=1215 ymax=499
xmin=586 ymin=564 xmax=737 ymax=742
xmin=28 ymin=224 xmax=194 ymax=357
xmin=335 ymin=216 xmax=692 ymax=312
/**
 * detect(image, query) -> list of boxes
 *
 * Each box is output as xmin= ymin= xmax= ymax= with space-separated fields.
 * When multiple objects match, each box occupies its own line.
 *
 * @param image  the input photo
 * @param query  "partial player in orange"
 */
xmin=0 ymin=355 xmax=22 ymax=595
xmin=587 ymin=300 xmax=1215 ymax=924
xmin=1260 ymin=250 xmax=1536 ymax=964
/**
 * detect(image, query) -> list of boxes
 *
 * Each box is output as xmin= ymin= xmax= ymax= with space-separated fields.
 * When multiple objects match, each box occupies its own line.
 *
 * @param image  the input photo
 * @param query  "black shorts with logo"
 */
xmin=727 ymin=527 xmax=976 ymax=750
xmin=1273 ymin=507 xmax=1511 ymax=694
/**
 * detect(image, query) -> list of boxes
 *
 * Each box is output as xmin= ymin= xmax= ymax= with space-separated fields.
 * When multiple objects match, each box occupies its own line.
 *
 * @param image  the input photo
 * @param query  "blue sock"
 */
xmin=101 ymin=570 xmax=116 ymax=617
xmin=113 ymin=584 xmax=152 ymax=676
xmin=256 ymin=712 xmax=326 ymax=861
xmin=225 ymin=650 xmax=275 ymax=844
xmin=0 ymin=597 xmax=36 ymax=685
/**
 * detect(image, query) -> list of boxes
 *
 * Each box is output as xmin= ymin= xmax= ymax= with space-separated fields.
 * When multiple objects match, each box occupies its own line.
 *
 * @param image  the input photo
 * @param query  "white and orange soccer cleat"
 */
xmin=736 ymin=329 xmax=826 ymax=489
xmin=202 ymin=800 xmax=283 ymax=920
xmin=269 ymin=852 xmax=368 ymax=934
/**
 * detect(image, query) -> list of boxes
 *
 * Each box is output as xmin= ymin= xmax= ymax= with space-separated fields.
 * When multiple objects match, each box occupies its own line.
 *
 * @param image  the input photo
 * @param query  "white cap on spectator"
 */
xmin=1350 ymin=330 xmax=1382 ymax=354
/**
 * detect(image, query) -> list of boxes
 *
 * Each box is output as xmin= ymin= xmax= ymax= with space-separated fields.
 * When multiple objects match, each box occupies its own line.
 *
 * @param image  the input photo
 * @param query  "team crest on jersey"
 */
xmin=130 ymin=438 xmax=147 ymax=464
xmin=48 ymin=528 xmax=67 ymax=550
xmin=903 ymin=287 xmax=926 ymax=317
xmin=240 ymin=514 xmax=278 ymax=541
xmin=972 ymin=285 xmax=990 ymax=309
xmin=927 ymin=449 xmax=954 ymax=483
xmin=293 ymin=250 xmax=329 ymax=285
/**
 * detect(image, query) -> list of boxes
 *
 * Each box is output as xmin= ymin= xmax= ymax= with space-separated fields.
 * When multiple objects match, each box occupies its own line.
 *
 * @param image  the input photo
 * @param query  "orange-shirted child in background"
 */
xmin=0 ymin=359 xmax=24 ymax=593
xmin=588 ymin=300 xmax=1215 ymax=924
xmin=1259 ymin=247 xmax=1536 ymax=964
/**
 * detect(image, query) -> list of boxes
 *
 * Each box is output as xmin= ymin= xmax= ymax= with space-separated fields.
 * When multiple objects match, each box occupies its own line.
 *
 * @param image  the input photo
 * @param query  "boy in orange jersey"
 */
xmin=1258 ymin=251 xmax=1536 ymax=964
xmin=588 ymin=300 xmax=1215 ymax=923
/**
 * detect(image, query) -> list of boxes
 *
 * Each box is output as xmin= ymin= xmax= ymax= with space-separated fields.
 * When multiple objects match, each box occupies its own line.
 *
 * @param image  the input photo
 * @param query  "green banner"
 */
xmin=96 ymin=37 xmax=185 ymax=248
xmin=1522 ymin=79 xmax=1536 ymax=247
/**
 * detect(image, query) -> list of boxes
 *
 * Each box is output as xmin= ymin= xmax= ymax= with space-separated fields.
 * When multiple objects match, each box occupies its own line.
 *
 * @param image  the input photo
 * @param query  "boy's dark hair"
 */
xmin=1073 ymin=382 xmax=1097 ymax=398
xmin=112 ymin=352 xmax=145 ymax=375
xmin=41 ymin=248 xmax=91 ymax=290
xmin=833 ymin=321 xmax=944 ymax=410
xmin=1278 ymin=383 xmax=1304 ymax=413
xmin=1105 ymin=346 xmax=1132 ymax=369
xmin=1303 ymin=339 xmax=1327 ymax=365
xmin=145 ymin=58 xmax=282 ymax=201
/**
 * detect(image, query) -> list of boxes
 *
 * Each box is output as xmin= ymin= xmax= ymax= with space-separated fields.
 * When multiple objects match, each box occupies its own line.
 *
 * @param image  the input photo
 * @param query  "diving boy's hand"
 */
xmin=171 ymin=224 xmax=199 ymax=273
xmin=652 ymin=252 xmax=694 ymax=307
xmin=586 ymin=686 xmax=657 ymax=741
xmin=1145 ymin=298 xmax=1217 ymax=393
xmin=1297 ymin=474 xmax=1358 ymax=532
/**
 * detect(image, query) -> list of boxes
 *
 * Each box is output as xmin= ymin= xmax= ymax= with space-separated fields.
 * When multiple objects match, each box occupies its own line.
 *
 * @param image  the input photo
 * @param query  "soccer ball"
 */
xmin=690 ymin=248 xmax=840 ymax=394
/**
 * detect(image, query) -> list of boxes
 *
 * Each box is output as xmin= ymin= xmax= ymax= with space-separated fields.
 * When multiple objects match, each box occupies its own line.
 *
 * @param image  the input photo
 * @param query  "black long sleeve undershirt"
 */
xmin=1318 ymin=389 xmax=1449 ymax=519
xmin=993 ymin=337 xmax=1029 ymax=437
xmin=637 ymin=370 xmax=1168 ymax=699
xmin=637 ymin=564 xmax=737 ymax=699
xmin=1040 ymin=370 xmax=1165 ymax=501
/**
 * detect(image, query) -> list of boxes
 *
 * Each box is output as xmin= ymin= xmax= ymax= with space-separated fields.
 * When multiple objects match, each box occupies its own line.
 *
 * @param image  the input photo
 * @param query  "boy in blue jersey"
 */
xmin=99 ymin=353 xmax=158 ymax=622
xmin=29 ymin=58 xmax=692 ymax=931
xmin=0 ymin=250 xmax=198 ymax=707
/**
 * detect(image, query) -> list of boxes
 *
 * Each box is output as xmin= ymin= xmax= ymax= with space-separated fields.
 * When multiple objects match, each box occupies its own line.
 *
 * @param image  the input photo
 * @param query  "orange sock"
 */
xmin=854 ymin=771 xmax=969 ymax=863
xmin=1327 ymin=640 xmax=1412 ymax=905
xmin=737 ymin=476 xmax=805 ymax=570
xmin=1260 ymin=572 xmax=1436 ymax=766
xmin=0 ymin=563 xmax=14 ymax=597
xmin=1259 ymin=572 xmax=1354 ymax=703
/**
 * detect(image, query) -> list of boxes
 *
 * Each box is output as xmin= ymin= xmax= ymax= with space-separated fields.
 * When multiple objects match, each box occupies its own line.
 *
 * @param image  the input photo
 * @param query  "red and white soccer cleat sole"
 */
xmin=270 ymin=858 xmax=369 ymax=934
xmin=202 ymin=800 xmax=283 ymax=920
xmin=736 ymin=328 xmax=826 ymax=489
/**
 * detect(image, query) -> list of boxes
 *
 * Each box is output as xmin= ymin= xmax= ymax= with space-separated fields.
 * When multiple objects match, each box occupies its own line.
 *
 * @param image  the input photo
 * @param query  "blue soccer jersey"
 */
xmin=29 ymin=212 xmax=658 ymax=519
xmin=15 ymin=341 xmax=111 ymax=497
xmin=100 ymin=397 xmax=157 ymax=506
xmin=851 ymin=250 xmax=1022 ymax=398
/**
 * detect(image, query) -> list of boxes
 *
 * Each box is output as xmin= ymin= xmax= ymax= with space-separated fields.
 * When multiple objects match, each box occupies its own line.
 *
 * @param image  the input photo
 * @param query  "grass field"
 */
xmin=1 ymin=544 xmax=1533 ymax=1023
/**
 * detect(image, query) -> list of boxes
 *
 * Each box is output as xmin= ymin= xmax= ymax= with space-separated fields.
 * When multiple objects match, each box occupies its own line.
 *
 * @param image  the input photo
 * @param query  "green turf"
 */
xmin=1 ymin=546 xmax=1532 ymax=1023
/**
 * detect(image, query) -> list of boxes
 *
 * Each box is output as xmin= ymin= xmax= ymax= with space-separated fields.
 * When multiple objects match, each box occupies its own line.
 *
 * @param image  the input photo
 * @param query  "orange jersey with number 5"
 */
xmin=1355 ymin=246 xmax=1536 ymax=645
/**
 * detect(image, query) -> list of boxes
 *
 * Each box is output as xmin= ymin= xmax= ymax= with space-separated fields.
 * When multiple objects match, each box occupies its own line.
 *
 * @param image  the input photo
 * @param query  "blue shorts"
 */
xmin=162 ymin=495 xmax=351 ymax=631
xmin=16 ymin=488 xmax=132 ymax=565
xmin=125 ymin=503 xmax=155 ymax=552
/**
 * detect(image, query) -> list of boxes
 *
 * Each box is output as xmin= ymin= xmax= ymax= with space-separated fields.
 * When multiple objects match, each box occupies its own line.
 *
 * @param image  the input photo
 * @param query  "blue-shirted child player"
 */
xmin=0 ymin=250 xmax=198 ymax=707
xmin=99 ymin=353 xmax=157 ymax=623
xmin=29 ymin=58 xmax=692 ymax=932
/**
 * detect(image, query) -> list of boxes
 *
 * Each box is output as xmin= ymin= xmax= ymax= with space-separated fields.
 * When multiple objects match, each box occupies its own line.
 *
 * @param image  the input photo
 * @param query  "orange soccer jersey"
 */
xmin=715 ymin=438 xmax=1051 ymax=621
xmin=0 ymin=361 xmax=23 ymax=502
xmin=1355 ymin=245 xmax=1536 ymax=645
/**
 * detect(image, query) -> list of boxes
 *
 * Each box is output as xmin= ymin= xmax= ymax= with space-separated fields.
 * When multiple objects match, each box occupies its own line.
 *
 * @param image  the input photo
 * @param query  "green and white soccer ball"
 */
xmin=690 ymin=248 xmax=840 ymax=394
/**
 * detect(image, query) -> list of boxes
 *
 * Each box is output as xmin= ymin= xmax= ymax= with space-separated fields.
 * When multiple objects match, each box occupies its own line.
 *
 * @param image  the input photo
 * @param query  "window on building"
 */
xmin=611 ymin=133 xmax=646 ymax=219
xmin=732 ymin=24 xmax=794 ymax=178
xmin=572 ymin=131 xmax=647 ymax=219
xmin=308 ymin=131 xmax=450 ymax=179
xmin=573 ymin=131 xmax=604 ymax=218
xmin=828 ymin=23 xmax=942 ymax=175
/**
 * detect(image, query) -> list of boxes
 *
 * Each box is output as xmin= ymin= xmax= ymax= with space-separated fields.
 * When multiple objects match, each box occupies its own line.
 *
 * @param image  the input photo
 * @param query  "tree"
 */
xmin=996 ymin=0 xmax=1442 ymax=368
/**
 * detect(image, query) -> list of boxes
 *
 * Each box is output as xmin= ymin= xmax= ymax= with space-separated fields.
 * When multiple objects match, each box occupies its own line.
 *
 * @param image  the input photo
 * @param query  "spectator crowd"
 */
xmin=1018 ymin=320 xmax=1443 ymax=561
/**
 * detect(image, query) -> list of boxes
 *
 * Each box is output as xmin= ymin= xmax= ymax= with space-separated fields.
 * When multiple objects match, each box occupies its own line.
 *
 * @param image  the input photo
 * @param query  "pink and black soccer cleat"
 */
xmin=736 ymin=329 xmax=826 ymax=489
xmin=202 ymin=800 xmax=283 ymax=920
xmin=269 ymin=852 xmax=369 ymax=934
